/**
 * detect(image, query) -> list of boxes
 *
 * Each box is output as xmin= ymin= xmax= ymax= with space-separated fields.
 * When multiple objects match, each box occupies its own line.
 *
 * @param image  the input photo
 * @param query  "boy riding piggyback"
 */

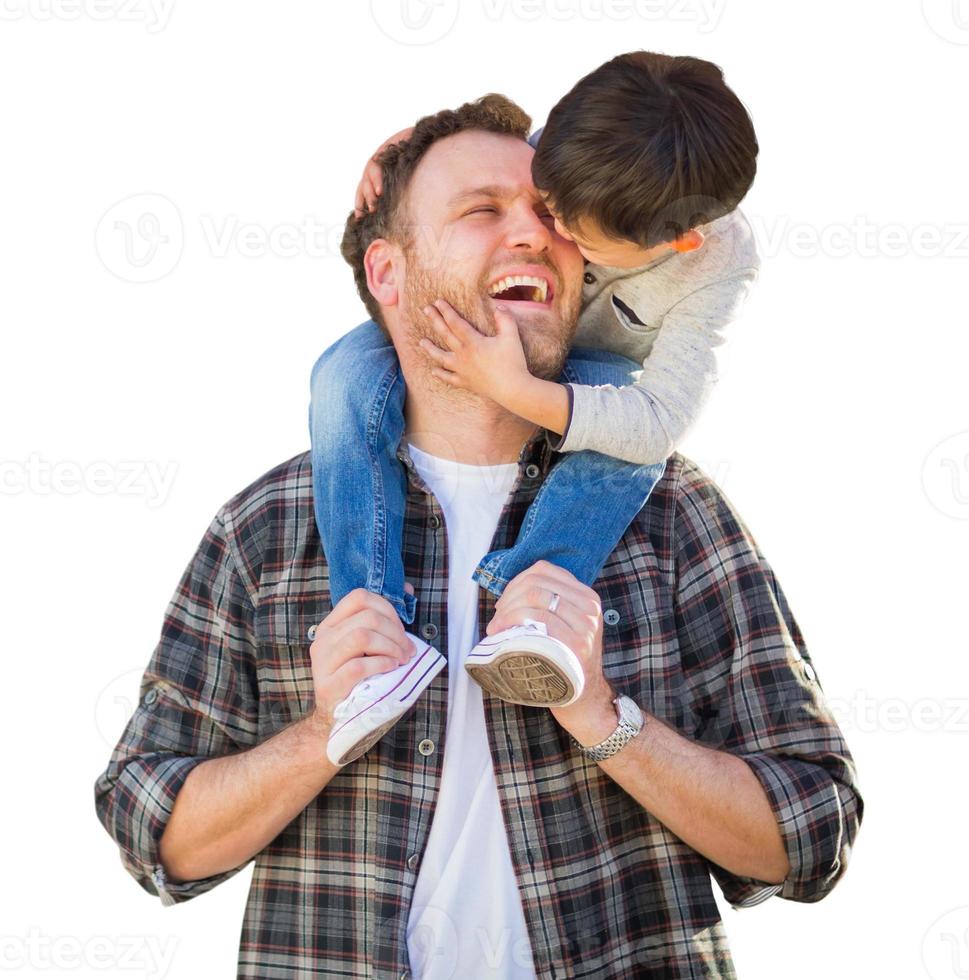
xmin=312 ymin=52 xmax=760 ymax=767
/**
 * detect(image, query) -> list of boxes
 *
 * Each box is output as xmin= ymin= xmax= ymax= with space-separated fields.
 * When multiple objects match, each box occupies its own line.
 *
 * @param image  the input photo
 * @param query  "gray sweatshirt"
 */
xmin=549 ymin=207 xmax=760 ymax=466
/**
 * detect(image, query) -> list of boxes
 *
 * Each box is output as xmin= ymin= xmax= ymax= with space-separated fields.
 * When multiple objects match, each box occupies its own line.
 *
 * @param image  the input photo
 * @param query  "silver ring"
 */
xmin=547 ymin=591 xmax=560 ymax=614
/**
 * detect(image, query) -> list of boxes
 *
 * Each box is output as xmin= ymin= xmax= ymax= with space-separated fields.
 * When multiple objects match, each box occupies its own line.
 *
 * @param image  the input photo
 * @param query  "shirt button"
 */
xmin=406 ymin=853 xmax=420 ymax=871
xmin=420 ymin=622 xmax=438 ymax=641
xmin=400 ymin=971 xmax=411 ymax=980
xmin=524 ymin=463 xmax=541 ymax=479
xmin=429 ymin=514 xmax=441 ymax=529
xmin=804 ymin=662 xmax=817 ymax=683
xmin=418 ymin=739 xmax=435 ymax=757
xmin=603 ymin=608 xmax=621 ymax=626
xmin=583 ymin=271 xmax=596 ymax=285
xmin=307 ymin=624 xmax=317 ymax=642
xmin=143 ymin=688 xmax=158 ymax=707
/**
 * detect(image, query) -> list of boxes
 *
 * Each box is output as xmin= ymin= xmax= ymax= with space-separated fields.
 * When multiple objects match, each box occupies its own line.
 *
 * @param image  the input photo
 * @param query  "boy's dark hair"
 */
xmin=531 ymin=51 xmax=758 ymax=248
xmin=341 ymin=94 xmax=532 ymax=327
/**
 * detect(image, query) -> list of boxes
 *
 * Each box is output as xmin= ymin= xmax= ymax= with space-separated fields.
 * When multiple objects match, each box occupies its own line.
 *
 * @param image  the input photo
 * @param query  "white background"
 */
xmin=2 ymin=1 xmax=967 ymax=977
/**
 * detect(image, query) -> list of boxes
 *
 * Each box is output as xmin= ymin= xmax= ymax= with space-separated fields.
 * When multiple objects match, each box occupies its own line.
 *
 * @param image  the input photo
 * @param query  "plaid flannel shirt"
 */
xmin=94 ymin=433 xmax=862 ymax=979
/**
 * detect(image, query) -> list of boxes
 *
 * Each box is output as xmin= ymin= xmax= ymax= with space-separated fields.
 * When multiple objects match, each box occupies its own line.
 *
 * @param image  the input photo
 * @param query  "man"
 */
xmin=94 ymin=96 xmax=862 ymax=978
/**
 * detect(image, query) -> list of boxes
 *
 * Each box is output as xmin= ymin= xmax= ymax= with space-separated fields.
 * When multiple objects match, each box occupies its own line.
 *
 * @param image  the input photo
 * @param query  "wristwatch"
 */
xmin=570 ymin=694 xmax=645 ymax=762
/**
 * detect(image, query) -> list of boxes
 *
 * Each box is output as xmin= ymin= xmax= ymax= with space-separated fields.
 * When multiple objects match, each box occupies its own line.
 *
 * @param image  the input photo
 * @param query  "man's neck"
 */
xmin=402 ymin=385 xmax=538 ymax=467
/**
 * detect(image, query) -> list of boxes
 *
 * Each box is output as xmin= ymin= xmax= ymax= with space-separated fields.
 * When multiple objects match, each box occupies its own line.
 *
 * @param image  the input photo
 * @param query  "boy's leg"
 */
xmin=472 ymin=348 xmax=667 ymax=598
xmin=309 ymin=319 xmax=416 ymax=625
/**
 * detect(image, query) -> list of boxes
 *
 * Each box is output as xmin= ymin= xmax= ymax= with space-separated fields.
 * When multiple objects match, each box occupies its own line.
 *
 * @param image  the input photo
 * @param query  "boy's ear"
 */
xmin=672 ymin=229 xmax=705 ymax=254
xmin=364 ymin=239 xmax=402 ymax=308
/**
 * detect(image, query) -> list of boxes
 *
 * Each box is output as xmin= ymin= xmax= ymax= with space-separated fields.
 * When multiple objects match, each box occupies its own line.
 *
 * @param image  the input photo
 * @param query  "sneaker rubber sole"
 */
xmin=465 ymin=624 xmax=583 ymax=708
xmin=327 ymin=639 xmax=445 ymax=767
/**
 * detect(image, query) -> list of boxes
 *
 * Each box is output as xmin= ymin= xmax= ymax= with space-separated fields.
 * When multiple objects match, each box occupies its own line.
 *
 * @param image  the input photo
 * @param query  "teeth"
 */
xmin=487 ymin=274 xmax=549 ymax=303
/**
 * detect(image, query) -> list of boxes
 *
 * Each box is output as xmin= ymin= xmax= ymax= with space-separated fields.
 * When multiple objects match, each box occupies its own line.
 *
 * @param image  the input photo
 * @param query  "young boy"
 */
xmin=315 ymin=52 xmax=760 ymax=766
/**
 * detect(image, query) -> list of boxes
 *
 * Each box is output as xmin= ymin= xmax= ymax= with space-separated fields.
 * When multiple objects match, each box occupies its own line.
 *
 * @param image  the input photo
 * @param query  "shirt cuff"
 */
xmin=741 ymin=752 xmax=856 ymax=904
xmin=545 ymin=383 xmax=574 ymax=452
xmin=101 ymin=753 xmax=245 ymax=907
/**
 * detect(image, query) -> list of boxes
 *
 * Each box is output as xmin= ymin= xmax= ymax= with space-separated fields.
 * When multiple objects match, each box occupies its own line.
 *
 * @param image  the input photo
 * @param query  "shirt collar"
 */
xmin=395 ymin=428 xmax=555 ymax=494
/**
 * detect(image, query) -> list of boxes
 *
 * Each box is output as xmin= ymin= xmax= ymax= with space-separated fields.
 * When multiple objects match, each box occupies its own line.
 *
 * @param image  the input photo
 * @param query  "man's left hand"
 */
xmin=486 ymin=560 xmax=618 ymax=740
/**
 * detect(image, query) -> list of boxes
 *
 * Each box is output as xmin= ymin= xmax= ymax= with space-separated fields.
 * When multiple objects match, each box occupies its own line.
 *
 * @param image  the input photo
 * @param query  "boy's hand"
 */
xmin=354 ymin=126 xmax=415 ymax=218
xmin=419 ymin=299 xmax=532 ymax=404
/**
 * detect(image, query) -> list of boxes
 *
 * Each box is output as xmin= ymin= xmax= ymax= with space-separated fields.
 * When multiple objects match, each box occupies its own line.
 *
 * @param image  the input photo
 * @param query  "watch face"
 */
xmin=617 ymin=695 xmax=643 ymax=730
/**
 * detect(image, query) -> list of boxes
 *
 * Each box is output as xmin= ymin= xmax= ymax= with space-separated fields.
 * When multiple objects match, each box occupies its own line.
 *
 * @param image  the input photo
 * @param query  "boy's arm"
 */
xmin=551 ymin=270 xmax=759 ymax=465
xmin=354 ymin=126 xmax=414 ymax=217
xmin=421 ymin=272 xmax=757 ymax=466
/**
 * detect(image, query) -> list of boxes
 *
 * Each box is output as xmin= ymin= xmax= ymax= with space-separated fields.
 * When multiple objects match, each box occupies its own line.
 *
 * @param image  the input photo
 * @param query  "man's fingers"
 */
xmin=328 ymin=622 xmax=412 ymax=671
xmin=496 ymin=574 xmax=594 ymax=617
xmin=486 ymin=605 xmax=578 ymax=646
xmin=319 ymin=587 xmax=402 ymax=632
xmin=331 ymin=652 xmax=404 ymax=698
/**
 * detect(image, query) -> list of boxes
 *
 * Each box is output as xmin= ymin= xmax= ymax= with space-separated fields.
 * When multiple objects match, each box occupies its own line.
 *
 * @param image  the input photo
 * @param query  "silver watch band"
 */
xmin=570 ymin=695 xmax=644 ymax=762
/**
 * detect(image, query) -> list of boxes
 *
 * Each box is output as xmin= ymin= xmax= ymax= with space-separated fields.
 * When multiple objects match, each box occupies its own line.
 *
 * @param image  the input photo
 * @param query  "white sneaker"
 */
xmin=464 ymin=619 xmax=584 ymax=708
xmin=326 ymin=634 xmax=446 ymax=767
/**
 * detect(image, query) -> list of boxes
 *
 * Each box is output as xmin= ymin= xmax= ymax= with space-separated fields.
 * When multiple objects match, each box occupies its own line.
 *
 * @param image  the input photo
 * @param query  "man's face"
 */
xmin=392 ymin=131 xmax=585 ymax=383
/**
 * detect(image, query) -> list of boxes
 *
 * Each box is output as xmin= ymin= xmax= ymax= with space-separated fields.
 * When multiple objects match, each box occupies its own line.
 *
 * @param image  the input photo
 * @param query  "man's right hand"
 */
xmin=306 ymin=588 xmax=414 ymax=735
xmin=354 ymin=126 xmax=415 ymax=218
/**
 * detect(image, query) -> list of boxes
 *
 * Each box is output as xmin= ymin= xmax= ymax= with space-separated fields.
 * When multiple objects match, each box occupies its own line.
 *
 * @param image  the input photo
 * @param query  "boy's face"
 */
xmin=547 ymin=208 xmax=675 ymax=269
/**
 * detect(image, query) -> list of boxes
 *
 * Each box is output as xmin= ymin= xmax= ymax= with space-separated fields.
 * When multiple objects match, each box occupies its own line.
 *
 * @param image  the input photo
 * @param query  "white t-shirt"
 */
xmin=406 ymin=443 xmax=537 ymax=980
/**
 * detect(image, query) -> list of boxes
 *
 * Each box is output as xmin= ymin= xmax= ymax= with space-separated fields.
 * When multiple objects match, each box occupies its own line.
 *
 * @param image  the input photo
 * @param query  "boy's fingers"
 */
xmin=493 ymin=305 xmax=520 ymax=333
xmin=431 ymin=367 xmax=460 ymax=387
xmin=434 ymin=299 xmax=476 ymax=340
xmin=423 ymin=305 xmax=458 ymax=349
xmin=418 ymin=339 xmax=456 ymax=367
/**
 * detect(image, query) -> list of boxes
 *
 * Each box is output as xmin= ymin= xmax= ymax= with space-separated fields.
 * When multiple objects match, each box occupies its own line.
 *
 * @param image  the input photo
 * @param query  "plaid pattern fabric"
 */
xmin=94 ymin=434 xmax=862 ymax=979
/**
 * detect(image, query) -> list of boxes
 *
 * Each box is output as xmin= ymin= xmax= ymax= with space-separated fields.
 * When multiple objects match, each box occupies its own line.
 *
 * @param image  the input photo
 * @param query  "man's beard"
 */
xmin=400 ymin=245 xmax=581 ymax=393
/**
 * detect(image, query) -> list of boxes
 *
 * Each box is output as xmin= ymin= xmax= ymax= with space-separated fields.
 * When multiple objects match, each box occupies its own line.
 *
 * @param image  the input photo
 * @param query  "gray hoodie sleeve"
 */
xmin=552 ymin=270 xmax=758 ymax=465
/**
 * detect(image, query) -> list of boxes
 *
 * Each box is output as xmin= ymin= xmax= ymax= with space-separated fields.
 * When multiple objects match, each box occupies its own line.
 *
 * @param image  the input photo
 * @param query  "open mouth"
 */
xmin=487 ymin=273 xmax=553 ymax=305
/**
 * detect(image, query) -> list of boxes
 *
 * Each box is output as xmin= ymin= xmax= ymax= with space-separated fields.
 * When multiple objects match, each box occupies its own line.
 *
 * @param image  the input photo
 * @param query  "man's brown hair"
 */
xmin=340 ymin=94 xmax=532 ymax=327
xmin=531 ymin=51 xmax=758 ymax=247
